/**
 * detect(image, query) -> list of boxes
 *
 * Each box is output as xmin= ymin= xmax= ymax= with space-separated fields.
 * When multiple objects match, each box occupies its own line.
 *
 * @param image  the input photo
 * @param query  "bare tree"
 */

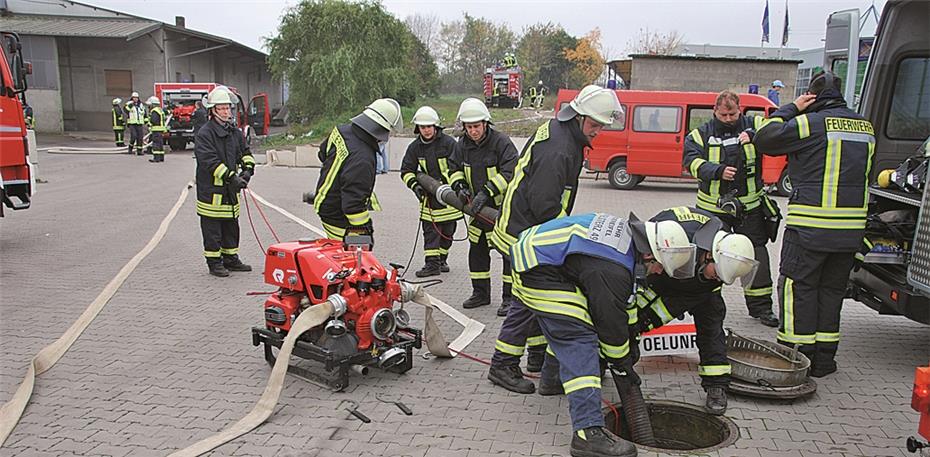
xmin=405 ymin=13 xmax=441 ymax=57
xmin=625 ymin=28 xmax=684 ymax=56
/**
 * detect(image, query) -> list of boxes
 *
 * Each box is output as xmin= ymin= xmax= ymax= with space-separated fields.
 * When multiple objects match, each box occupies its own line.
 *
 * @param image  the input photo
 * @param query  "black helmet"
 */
xmin=808 ymin=71 xmax=842 ymax=98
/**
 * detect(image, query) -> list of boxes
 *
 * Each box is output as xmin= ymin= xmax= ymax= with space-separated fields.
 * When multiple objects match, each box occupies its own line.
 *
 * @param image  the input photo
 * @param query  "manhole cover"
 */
xmin=603 ymin=400 xmax=739 ymax=453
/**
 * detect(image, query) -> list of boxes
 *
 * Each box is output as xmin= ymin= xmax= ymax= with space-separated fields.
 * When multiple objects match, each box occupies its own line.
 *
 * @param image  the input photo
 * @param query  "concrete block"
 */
xmin=295 ymin=144 xmax=320 ymax=167
xmin=267 ymin=149 xmax=295 ymax=167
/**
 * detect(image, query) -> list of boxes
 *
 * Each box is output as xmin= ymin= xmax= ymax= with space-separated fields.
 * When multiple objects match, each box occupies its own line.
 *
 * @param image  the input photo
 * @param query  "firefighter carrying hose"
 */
xmin=630 ymin=207 xmax=758 ymax=415
xmin=486 ymin=85 xmax=623 ymax=394
xmin=447 ymin=98 xmax=518 ymax=310
xmin=195 ymin=86 xmax=255 ymax=277
xmin=313 ymin=98 xmax=402 ymax=244
xmin=511 ymin=212 xmax=700 ymax=457
xmin=682 ymin=90 xmax=780 ymax=328
xmin=752 ymin=71 xmax=874 ymax=377
xmin=147 ymin=96 xmax=167 ymax=163
xmin=400 ymin=106 xmax=462 ymax=277
xmin=111 ymin=98 xmax=126 ymax=147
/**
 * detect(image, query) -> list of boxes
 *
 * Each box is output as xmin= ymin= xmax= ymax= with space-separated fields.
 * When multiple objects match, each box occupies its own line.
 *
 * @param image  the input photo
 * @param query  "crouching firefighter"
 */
xmin=400 ymin=106 xmax=461 ymax=276
xmin=448 ymin=98 xmax=518 ymax=310
xmin=313 ymin=98 xmax=402 ymax=245
xmin=194 ymin=86 xmax=256 ymax=277
xmin=511 ymin=212 xmax=699 ymax=457
xmin=487 ymin=85 xmax=623 ymax=394
xmin=631 ymin=207 xmax=759 ymax=415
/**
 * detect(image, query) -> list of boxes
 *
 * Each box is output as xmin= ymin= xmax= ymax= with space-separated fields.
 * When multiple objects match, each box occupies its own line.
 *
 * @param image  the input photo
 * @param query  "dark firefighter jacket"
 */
xmin=192 ymin=107 xmax=208 ymax=135
xmin=194 ymin=119 xmax=255 ymax=219
xmin=683 ymin=115 xmax=766 ymax=215
xmin=112 ymin=106 xmax=125 ymax=130
xmin=490 ymin=118 xmax=588 ymax=253
xmin=448 ymin=127 xmax=518 ymax=230
xmin=313 ymin=123 xmax=379 ymax=229
xmin=400 ymin=131 xmax=463 ymax=223
xmin=149 ymin=107 xmax=167 ymax=133
xmin=753 ymin=101 xmax=874 ymax=252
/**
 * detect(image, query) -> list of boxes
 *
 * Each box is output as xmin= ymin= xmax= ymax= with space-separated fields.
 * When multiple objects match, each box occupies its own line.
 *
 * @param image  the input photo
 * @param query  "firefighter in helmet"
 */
xmin=194 ymin=86 xmax=255 ymax=277
xmin=447 ymin=98 xmax=518 ymax=311
xmin=126 ymin=91 xmax=146 ymax=155
xmin=111 ymin=98 xmax=126 ymax=147
xmin=313 ymin=98 xmax=402 ymax=245
xmin=486 ymin=85 xmax=623 ymax=394
xmin=400 ymin=106 xmax=462 ymax=277
xmin=147 ymin=96 xmax=167 ymax=163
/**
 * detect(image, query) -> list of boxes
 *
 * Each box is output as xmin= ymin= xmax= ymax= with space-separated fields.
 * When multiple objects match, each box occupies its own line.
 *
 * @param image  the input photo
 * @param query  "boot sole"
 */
xmin=415 ymin=270 xmax=441 ymax=278
xmin=463 ymin=301 xmax=491 ymax=309
xmin=570 ymin=447 xmax=637 ymax=457
xmin=537 ymin=386 xmax=564 ymax=396
xmin=225 ymin=267 xmax=252 ymax=272
xmin=487 ymin=373 xmax=535 ymax=394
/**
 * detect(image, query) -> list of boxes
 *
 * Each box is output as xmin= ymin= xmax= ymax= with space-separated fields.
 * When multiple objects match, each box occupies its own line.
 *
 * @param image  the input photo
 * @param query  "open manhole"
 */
xmin=603 ymin=400 xmax=739 ymax=453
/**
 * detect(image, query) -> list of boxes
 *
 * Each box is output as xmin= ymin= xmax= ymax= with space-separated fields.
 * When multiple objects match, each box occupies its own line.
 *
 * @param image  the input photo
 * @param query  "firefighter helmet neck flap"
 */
xmin=352 ymin=98 xmax=403 ymax=143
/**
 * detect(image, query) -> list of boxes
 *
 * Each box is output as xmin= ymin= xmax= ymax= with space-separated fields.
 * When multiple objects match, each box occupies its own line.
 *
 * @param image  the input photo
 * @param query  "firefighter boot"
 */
xmin=750 ymin=310 xmax=779 ymax=327
xmin=537 ymin=355 xmax=564 ymax=396
xmin=810 ymin=343 xmax=838 ymax=377
xmin=415 ymin=260 xmax=442 ymax=278
xmin=496 ymin=299 xmax=511 ymax=317
xmin=704 ymin=385 xmax=727 ymax=415
xmin=440 ymin=259 xmax=450 ymax=273
xmin=487 ymin=364 xmax=535 ymax=394
xmin=463 ymin=281 xmax=491 ymax=309
xmin=526 ymin=345 xmax=546 ymax=373
xmin=570 ymin=427 xmax=638 ymax=457
xmin=222 ymin=255 xmax=252 ymax=272
xmin=207 ymin=259 xmax=229 ymax=278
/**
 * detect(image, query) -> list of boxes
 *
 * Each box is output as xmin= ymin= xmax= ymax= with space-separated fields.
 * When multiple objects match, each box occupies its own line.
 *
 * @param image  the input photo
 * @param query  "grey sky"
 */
xmin=86 ymin=0 xmax=884 ymax=56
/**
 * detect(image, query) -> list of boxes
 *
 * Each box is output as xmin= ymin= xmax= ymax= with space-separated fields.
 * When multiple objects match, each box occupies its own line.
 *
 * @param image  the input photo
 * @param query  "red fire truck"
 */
xmin=0 ymin=32 xmax=34 ymax=217
xmin=483 ymin=65 xmax=523 ymax=108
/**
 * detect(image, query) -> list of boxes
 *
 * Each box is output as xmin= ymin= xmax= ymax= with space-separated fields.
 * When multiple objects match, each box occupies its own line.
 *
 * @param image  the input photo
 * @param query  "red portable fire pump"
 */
xmin=251 ymin=236 xmax=421 ymax=390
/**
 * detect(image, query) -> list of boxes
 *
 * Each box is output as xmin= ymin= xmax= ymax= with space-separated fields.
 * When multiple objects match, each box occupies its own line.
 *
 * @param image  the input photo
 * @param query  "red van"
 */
xmin=556 ymin=89 xmax=789 ymax=194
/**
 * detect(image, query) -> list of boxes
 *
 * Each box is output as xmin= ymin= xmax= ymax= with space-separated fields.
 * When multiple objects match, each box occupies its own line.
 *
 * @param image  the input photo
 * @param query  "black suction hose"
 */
xmin=611 ymin=369 xmax=656 ymax=447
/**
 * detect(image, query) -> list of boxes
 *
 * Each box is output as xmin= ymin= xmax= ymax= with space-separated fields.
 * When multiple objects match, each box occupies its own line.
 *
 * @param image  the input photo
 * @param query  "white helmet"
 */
xmin=112 ymin=98 xmax=122 ymax=105
xmin=351 ymin=98 xmax=402 ymax=143
xmin=413 ymin=106 xmax=441 ymax=135
xmin=557 ymin=84 xmax=623 ymax=126
xmin=130 ymin=91 xmax=139 ymax=98
xmin=538 ymin=80 xmax=543 ymax=85
xmin=712 ymin=232 xmax=759 ymax=286
xmin=457 ymin=97 xmax=491 ymax=123
xmin=146 ymin=96 xmax=160 ymax=106
xmin=644 ymin=220 xmax=697 ymax=279
xmin=204 ymin=87 xmax=234 ymax=109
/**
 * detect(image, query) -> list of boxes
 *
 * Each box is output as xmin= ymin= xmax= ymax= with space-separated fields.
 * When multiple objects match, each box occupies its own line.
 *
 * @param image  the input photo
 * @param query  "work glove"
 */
xmin=452 ymin=181 xmax=471 ymax=202
xmin=411 ymin=182 xmax=426 ymax=201
xmin=240 ymin=168 xmax=253 ymax=183
xmin=228 ymin=174 xmax=248 ymax=191
xmin=470 ymin=190 xmax=490 ymax=214
xmin=609 ymin=359 xmax=641 ymax=386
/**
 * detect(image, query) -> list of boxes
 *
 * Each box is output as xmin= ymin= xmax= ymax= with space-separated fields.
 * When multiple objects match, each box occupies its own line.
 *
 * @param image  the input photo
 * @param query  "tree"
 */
xmin=517 ymin=22 xmax=577 ymax=92
xmin=266 ymin=0 xmax=438 ymax=119
xmin=564 ymin=28 xmax=605 ymax=87
xmin=436 ymin=19 xmax=466 ymax=90
xmin=459 ymin=14 xmax=515 ymax=92
xmin=625 ymin=28 xmax=684 ymax=56
xmin=404 ymin=13 xmax=440 ymax=58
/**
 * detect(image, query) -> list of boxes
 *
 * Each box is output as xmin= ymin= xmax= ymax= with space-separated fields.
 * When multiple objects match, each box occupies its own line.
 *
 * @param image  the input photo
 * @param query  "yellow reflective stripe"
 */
xmin=822 ymin=137 xmax=842 ymax=208
xmin=213 ymin=163 xmax=230 ymax=186
xmin=219 ymin=247 xmax=239 ymax=255
xmin=345 ymin=210 xmax=371 ymax=226
xmin=753 ymin=115 xmax=765 ymax=130
xmin=501 ymin=274 xmax=512 ymax=284
xmin=689 ymin=129 xmax=704 ymax=147
xmin=777 ymin=331 xmax=816 ymax=344
xmin=696 ymin=191 xmax=726 ymax=214
xmin=526 ymin=335 xmax=547 ymax=346
xmin=515 ymin=289 xmax=592 ymax=326
xmin=708 ymin=146 xmax=720 ymax=198
xmin=559 ymin=189 xmax=571 ymax=217
xmin=313 ymin=127 xmax=350 ymax=212
xmin=816 ymin=332 xmax=840 ymax=343
xmin=424 ymin=249 xmax=442 ymax=257
xmin=449 ymin=170 xmax=465 ymax=184
xmin=744 ymin=286 xmax=773 ymax=297
xmin=698 ymin=364 xmax=732 ymax=376
xmin=196 ymin=200 xmax=240 ymax=218
xmin=599 ymin=339 xmax=629 ymax=360
xmin=470 ymin=271 xmax=491 ymax=280
xmin=744 ymin=145 xmax=757 ymax=196
xmin=402 ymin=172 xmax=417 ymax=186
xmin=787 ymin=204 xmax=867 ymax=218
xmin=203 ymin=250 xmax=221 ymax=258
xmin=418 ymin=158 xmax=427 ymax=172
xmin=760 ymin=117 xmax=785 ymax=128
xmin=369 ymin=192 xmax=382 ymax=211
xmin=438 ymin=158 xmax=451 ymax=181
xmin=438 ymin=247 xmax=449 ymax=255
xmin=241 ymin=155 xmax=255 ymax=166
xmin=785 ymin=215 xmax=866 ymax=230
xmin=796 ymin=114 xmax=810 ymax=139
xmin=421 ymin=205 xmax=462 ymax=222
xmin=495 ymin=131 xmax=541 ymax=252
xmin=495 ymin=340 xmax=525 ymax=356
xmin=563 ymin=376 xmax=600 ymax=394
xmin=689 ymin=158 xmax=706 ymax=178
xmin=516 ymin=284 xmax=588 ymax=309
xmin=863 ymin=237 xmax=874 ymax=249
xmin=464 ymin=164 xmax=473 ymax=189
xmin=322 ymin=221 xmax=346 ymax=240
xmin=489 ymin=173 xmax=508 ymax=195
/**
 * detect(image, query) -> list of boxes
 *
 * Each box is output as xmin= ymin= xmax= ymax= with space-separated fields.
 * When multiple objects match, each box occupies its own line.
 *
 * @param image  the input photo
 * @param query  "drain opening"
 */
xmin=603 ymin=400 xmax=739 ymax=453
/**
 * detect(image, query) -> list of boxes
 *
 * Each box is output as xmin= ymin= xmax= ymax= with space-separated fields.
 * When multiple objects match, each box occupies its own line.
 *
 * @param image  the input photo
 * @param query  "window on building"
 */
xmin=887 ymin=57 xmax=930 ymax=140
xmin=686 ymin=107 xmax=714 ymax=131
xmin=632 ymin=106 xmax=681 ymax=133
xmin=795 ymin=67 xmax=812 ymax=97
xmin=19 ymin=36 xmax=57 ymax=90
xmin=105 ymin=70 xmax=133 ymax=96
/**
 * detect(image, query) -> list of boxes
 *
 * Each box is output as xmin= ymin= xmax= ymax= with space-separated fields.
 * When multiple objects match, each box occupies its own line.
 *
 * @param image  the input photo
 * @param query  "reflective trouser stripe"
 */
xmin=424 ymin=248 xmax=442 ymax=257
xmin=698 ymin=364 xmax=732 ymax=376
xmin=345 ymin=210 xmax=370 ymax=226
xmin=563 ymin=376 xmax=600 ymax=395
xmin=322 ymin=222 xmax=346 ymax=240
xmin=495 ymin=340 xmax=524 ymax=356
xmin=744 ymin=286 xmax=773 ymax=297
xmin=526 ymin=335 xmax=547 ymax=347
xmin=599 ymin=340 xmax=629 ymax=361
xmin=220 ymin=247 xmax=238 ymax=255
xmin=204 ymin=250 xmax=221 ymax=258
xmin=777 ymin=277 xmax=816 ymax=344
xmin=816 ymin=332 xmax=840 ymax=343
xmin=470 ymin=271 xmax=491 ymax=280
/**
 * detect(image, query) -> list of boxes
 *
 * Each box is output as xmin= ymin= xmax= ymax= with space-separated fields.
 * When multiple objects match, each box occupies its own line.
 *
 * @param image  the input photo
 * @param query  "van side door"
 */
xmin=626 ymin=104 xmax=684 ymax=177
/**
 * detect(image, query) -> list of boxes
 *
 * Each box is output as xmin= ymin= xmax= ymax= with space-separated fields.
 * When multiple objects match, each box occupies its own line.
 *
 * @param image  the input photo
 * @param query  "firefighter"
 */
xmin=752 ymin=71 xmax=874 ymax=377
xmin=629 ymin=207 xmax=758 ymax=415
xmin=486 ymin=85 xmax=623 ymax=394
xmin=400 ymin=106 xmax=461 ymax=277
xmin=511 ymin=212 xmax=700 ymax=457
xmin=447 ymin=98 xmax=518 ymax=311
xmin=194 ymin=86 xmax=255 ymax=277
xmin=192 ymin=96 xmax=208 ymax=136
xmin=111 ymin=98 xmax=126 ymax=147
xmin=23 ymin=103 xmax=34 ymax=129
xmin=147 ymin=96 xmax=167 ymax=163
xmin=682 ymin=90 xmax=780 ymax=328
xmin=126 ymin=92 xmax=146 ymax=155
xmin=313 ymin=98 xmax=402 ymax=244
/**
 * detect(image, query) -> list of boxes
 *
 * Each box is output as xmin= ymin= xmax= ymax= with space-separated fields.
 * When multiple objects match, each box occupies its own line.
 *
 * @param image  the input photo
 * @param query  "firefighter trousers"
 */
xmin=151 ymin=132 xmax=164 ymax=161
xmin=724 ymin=208 xmax=774 ymax=316
xmin=658 ymin=292 xmax=731 ymax=388
xmin=467 ymin=224 xmax=511 ymax=302
xmin=490 ymin=297 xmax=546 ymax=367
xmin=127 ymin=124 xmax=144 ymax=154
xmin=113 ymin=128 xmax=124 ymax=146
xmin=776 ymin=229 xmax=855 ymax=369
xmin=200 ymin=216 xmax=240 ymax=262
xmin=422 ymin=220 xmax=456 ymax=265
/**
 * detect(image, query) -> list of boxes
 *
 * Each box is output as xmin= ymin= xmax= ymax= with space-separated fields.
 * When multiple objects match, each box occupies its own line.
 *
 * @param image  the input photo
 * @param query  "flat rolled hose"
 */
xmin=611 ymin=371 xmax=656 ymax=447
xmin=416 ymin=173 xmax=499 ymax=222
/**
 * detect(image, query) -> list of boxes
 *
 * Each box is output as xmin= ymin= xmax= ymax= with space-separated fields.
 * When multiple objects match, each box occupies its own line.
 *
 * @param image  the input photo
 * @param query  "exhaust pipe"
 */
xmin=416 ymin=173 xmax=499 ymax=222
xmin=351 ymin=365 xmax=370 ymax=376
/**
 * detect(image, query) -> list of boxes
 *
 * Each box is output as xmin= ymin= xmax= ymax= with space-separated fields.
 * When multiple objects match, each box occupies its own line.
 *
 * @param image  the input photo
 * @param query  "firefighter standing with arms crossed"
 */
xmin=195 ymin=86 xmax=255 ymax=277
xmin=312 ymin=98 xmax=402 ymax=244
xmin=682 ymin=90 xmax=780 ymax=327
xmin=125 ymin=92 xmax=146 ymax=155
xmin=111 ymin=98 xmax=126 ymax=147
xmin=147 ymin=96 xmax=167 ymax=163
xmin=486 ymin=85 xmax=623 ymax=394
xmin=752 ymin=71 xmax=874 ymax=377
xmin=400 ymin=106 xmax=462 ymax=276
xmin=447 ymin=98 xmax=518 ymax=311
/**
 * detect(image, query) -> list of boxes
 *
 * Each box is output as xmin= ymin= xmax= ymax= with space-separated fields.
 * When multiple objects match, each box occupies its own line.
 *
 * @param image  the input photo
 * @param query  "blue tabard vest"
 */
xmin=511 ymin=213 xmax=637 ymax=275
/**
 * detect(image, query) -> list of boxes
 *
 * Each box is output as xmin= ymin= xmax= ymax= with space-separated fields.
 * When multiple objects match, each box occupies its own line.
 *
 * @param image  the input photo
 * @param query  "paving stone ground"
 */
xmin=1 ymin=134 xmax=928 ymax=456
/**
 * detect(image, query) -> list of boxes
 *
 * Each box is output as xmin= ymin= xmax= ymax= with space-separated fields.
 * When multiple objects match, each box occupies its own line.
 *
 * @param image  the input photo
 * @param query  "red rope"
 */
xmin=247 ymin=189 xmax=280 ymax=243
xmin=242 ymin=189 xmax=265 ymax=254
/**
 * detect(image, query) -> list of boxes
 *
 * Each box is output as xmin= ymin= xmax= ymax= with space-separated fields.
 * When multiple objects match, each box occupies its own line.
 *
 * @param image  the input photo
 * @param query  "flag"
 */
xmin=781 ymin=0 xmax=790 ymax=46
xmin=762 ymin=0 xmax=770 ymax=43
